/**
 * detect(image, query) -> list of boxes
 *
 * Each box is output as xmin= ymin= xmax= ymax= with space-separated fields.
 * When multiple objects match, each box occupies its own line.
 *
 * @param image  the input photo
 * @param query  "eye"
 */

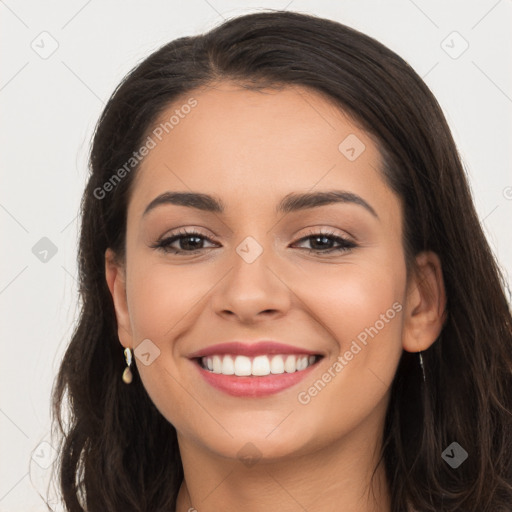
xmin=292 ymin=230 xmax=356 ymax=255
xmin=150 ymin=228 xmax=357 ymax=256
xmin=151 ymin=228 xmax=218 ymax=254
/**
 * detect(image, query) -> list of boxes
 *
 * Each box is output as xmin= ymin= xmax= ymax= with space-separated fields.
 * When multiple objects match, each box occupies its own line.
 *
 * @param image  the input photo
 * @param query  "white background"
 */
xmin=1 ymin=1 xmax=511 ymax=510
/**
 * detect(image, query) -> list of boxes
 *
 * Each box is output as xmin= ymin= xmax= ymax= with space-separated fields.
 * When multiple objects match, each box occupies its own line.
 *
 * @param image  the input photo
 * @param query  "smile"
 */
xmin=199 ymin=354 xmax=320 ymax=376
xmin=192 ymin=354 xmax=324 ymax=397
xmin=188 ymin=340 xmax=325 ymax=397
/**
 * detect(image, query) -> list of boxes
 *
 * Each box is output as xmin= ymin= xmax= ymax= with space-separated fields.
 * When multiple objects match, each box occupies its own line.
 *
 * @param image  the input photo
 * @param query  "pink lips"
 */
xmin=188 ymin=341 xmax=320 ymax=358
xmin=188 ymin=341 xmax=322 ymax=398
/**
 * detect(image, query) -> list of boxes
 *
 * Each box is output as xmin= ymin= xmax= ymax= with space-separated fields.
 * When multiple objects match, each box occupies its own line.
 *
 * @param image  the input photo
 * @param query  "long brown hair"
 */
xmin=49 ymin=10 xmax=512 ymax=511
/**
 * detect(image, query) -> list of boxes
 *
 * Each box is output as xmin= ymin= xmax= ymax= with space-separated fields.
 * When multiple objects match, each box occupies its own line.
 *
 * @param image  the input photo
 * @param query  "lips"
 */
xmin=187 ymin=341 xmax=322 ymax=359
xmin=187 ymin=341 xmax=324 ymax=397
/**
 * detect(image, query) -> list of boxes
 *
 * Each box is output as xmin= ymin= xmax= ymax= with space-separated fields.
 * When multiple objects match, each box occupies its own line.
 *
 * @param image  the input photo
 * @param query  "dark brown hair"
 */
xmin=49 ymin=10 xmax=512 ymax=511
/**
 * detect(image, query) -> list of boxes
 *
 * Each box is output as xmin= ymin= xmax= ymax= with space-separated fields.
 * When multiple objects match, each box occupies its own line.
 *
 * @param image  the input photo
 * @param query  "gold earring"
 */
xmin=122 ymin=347 xmax=133 ymax=384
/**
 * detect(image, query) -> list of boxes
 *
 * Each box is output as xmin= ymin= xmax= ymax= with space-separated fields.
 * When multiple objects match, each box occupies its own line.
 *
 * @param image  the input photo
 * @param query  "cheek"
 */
xmin=126 ymin=246 xmax=406 ymax=363
xmin=124 ymin=259 xmax=215 ymax=427
xmin=295 ymin=252 xmax=405 ymax=350
xmin=126 ymin=259 xmax=209 ymax=342
xmin=292 ymin=257 xmax=405 ymax=434
xmin=125 ymin=242 xmax=406 ymax=429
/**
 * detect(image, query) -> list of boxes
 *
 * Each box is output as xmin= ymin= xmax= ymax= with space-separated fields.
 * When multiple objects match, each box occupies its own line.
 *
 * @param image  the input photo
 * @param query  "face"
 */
xmin=107 ymin=81 xmax=414 ymax=462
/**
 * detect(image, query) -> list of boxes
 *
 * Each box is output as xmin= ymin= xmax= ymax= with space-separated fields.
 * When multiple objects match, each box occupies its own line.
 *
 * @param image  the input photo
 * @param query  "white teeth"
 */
xmin=234 ymin=355 xmax=252 ymax=376
xmin=212 ymin=355 xmax=222 ymax=374
xmin=252 ymin=355 xmax=270 ymax=376
xmin=221 ymin=355 xmax=235 ymax=375
xmin=201 ymin=354 xmax=318 ymax=376
xmin=284 ymin=355 xmax=296 ymax=373
xmin=270 ymin=355 xmax=285 ymax=374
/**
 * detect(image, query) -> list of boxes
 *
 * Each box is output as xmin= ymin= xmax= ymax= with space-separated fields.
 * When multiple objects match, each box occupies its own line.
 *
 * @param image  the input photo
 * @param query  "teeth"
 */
xmin=284 ymin=355 xmax=296 ymax=373
xmin=270 ymin=355 xmax=284 ymax=374
xmin=212 ymin=355 xmax=222 ymax=374
xmin=202 ymin=354 xmax=317 ymax=376
xmin=234 ymin=355 xmax=252 ymax=376
xmin=252 ymin=355 xmax=270 ymax=376
xmin=221 ymin=355 xmax=235 ymax=375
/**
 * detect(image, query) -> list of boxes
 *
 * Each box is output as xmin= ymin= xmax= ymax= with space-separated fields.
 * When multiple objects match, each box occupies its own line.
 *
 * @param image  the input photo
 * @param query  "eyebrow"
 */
xmin=142 ymin=190 xmax=378 ymax=219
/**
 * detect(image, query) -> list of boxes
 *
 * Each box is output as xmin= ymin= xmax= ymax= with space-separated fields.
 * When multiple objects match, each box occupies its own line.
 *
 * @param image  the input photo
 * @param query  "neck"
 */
xmin=175 ymin=413 xmax=391 ymax=512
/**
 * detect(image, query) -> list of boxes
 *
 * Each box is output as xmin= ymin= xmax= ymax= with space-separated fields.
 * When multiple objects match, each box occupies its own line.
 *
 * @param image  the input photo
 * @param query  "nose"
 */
xmin=211 ymin=239 xmax=292 ymax=324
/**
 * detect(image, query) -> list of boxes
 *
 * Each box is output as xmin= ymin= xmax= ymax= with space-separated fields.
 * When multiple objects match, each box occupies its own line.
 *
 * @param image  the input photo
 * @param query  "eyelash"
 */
xmin=151 ymin=228 xmax=357 ymax=256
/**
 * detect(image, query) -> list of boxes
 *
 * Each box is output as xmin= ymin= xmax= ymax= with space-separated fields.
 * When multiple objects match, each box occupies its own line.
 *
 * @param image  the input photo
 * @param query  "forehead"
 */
xmin=128 ymin=82 xmax=391 ymax=218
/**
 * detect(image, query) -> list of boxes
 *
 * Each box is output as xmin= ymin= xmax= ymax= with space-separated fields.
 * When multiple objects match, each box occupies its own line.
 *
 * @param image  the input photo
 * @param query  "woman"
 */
xmin=50 ymin=10 xmax=512 ymax=512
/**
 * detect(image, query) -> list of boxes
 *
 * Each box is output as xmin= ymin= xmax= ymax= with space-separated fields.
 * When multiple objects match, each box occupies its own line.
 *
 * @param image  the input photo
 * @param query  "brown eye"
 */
xmin=151 ymin=229 xmax=218 ymax=254
xmin=292 ymin=230 xmax=356 ymax=254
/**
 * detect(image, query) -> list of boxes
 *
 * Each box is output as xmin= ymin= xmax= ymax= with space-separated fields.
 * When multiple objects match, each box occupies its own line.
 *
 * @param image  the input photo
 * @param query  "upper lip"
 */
xmin=188 ymin=341 xmax=323 ymax=359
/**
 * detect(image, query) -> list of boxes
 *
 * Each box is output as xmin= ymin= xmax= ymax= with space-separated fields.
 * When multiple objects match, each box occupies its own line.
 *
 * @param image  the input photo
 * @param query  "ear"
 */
xmin=402 ymin=251 xmax=447 ymax=353
xmin=105 ymin=248 xmax=133 ymax=349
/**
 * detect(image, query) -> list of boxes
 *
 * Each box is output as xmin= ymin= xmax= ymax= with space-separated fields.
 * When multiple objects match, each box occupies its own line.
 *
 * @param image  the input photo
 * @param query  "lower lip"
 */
xmin=193 ymin=359 xmax=320 ymax=397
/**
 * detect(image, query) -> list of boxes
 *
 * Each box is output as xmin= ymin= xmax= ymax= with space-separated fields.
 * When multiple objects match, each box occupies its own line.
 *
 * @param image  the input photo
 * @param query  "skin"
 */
xmin=105 ymin=81 xmax=446 ymax=512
